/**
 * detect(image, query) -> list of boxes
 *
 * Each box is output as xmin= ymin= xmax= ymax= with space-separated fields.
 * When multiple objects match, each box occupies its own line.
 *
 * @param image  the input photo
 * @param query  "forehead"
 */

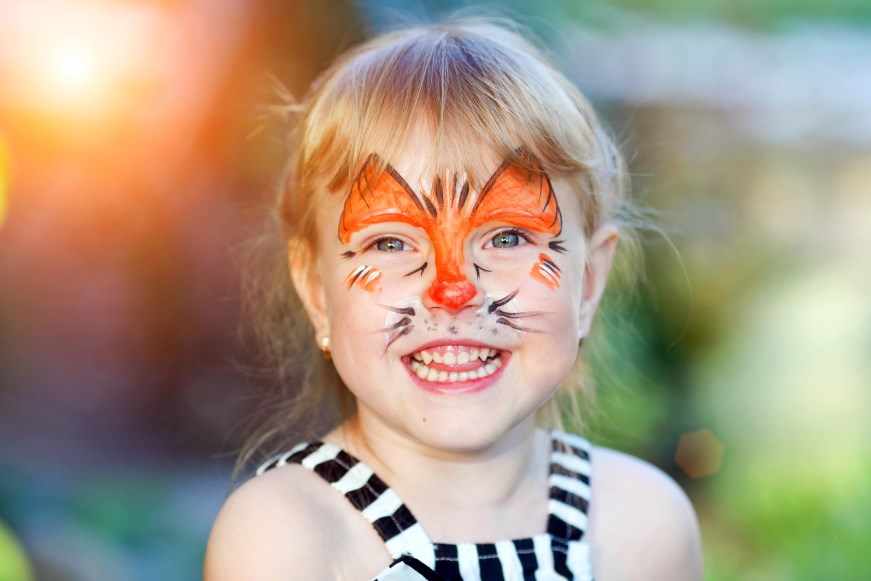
xmin=371 ymin=123 xmax=504 ymax=190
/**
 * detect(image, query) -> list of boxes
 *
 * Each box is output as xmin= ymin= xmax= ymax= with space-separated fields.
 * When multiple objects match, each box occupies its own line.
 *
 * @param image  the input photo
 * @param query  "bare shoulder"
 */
xmin=587 ymin=446 xmax=704 ymax=581
xmin=204 ymin=464 xmax=389 ymax=580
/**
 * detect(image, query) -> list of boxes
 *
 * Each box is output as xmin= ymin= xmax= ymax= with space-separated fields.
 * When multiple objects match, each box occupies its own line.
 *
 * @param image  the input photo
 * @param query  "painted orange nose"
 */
xmin=427 ymin=280 xmax=477 ymax=312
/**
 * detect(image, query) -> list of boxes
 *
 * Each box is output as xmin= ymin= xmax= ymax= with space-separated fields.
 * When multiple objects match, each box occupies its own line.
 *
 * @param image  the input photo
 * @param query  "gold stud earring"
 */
xmin=319 ymin=336 xmax=331 ymax=359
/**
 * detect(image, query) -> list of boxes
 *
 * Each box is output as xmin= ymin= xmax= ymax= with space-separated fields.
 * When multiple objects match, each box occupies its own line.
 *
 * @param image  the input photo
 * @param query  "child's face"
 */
xmin=296 ymin=147 xmax=616 ymax=451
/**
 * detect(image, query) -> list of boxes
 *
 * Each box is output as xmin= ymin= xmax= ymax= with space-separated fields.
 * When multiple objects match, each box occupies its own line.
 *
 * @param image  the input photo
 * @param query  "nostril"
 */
xmin=427 ymin=280 xmax=477 ymax=311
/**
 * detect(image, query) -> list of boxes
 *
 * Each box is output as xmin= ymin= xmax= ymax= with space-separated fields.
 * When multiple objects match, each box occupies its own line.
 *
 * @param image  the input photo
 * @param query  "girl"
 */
xmin=206 ymin=18 xmax=702 ymax=580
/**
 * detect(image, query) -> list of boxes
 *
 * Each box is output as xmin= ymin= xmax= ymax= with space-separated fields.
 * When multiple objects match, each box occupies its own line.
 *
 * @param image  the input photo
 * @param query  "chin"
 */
xmin=402 ymin=409 xmax=534 ymax=454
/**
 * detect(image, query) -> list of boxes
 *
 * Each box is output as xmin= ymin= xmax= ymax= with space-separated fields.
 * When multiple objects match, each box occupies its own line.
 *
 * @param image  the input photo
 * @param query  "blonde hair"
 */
xmin=236 ymin=18 xmax=633 ymax=475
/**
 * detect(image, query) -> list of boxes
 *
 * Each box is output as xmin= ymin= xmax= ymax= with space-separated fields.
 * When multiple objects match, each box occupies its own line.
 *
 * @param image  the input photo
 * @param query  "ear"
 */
xmin=288 ymin=238 xmax=330 ymax=342
xmin=578 ymin=223 xmax=619 ymax=337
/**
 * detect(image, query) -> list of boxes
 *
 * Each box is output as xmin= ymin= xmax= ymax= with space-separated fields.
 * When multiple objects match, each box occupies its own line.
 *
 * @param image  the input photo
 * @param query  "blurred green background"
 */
xmin=0 ymin=1 xmax=869 ymax=579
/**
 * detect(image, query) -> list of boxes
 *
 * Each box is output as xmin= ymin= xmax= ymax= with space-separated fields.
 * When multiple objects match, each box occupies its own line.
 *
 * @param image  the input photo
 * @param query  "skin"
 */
xmin=204 ymin=146 xmax=703 ymax=580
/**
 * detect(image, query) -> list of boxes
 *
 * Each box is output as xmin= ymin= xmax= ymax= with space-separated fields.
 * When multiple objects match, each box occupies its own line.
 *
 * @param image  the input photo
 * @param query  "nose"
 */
xmin=424 ymin=279 xmax=479 ymax=313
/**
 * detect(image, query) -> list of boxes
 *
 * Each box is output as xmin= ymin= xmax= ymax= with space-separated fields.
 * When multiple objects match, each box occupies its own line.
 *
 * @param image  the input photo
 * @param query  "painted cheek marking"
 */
xmin=530 ymin=253 xmax=561 ymax=289
xmin=548 ymin=240 xmax=567 ymax=254
xmin=403 ymin=262 xmax=428 ymax=277
xmin=345 ymin=265 xmax=382 ymax=292
xmin=473 ymin=263 xmax=491 ymax=280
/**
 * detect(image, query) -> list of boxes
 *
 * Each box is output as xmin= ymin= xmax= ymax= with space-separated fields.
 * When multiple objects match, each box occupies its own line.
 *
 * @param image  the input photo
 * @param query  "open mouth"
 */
xmin=406 ymin=344 xmax=506 ymax=383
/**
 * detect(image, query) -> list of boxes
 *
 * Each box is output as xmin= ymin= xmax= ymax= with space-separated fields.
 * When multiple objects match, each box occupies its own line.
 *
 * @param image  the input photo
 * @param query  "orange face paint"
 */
xmin=345 ymin=264 xmax=381 ymax=292
xmin=530 ymin=253 xmax=561 ymax=289
xmin=339 ymin=152 xmax=563 ymax=309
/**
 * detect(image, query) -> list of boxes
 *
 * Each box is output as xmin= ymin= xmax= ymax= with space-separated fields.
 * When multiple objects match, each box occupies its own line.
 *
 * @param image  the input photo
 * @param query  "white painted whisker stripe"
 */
xmin=365 ymin=270 xmax=381 ymax=283
xmin=539 ymin=269 xmax=558 ymax=284
xmin=541 ymin=262 xmax=559 ymax=276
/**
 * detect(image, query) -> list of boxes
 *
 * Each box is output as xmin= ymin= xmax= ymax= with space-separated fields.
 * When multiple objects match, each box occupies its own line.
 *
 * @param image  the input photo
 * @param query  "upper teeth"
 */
xmin=410 ymin=354 xmax=503 ymax=382
xmin=412 ymin=348 xmax=494 ymax=363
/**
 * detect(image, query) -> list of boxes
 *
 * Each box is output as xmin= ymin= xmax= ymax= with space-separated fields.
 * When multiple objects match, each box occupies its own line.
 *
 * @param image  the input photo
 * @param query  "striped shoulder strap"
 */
xmin=547 ymin=431 xmax=593 ymax=543
xmin=255 ymin=441 xmax=437 ymax=568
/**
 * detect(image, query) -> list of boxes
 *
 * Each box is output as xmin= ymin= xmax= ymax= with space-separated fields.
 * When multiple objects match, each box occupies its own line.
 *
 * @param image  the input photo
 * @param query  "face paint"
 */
xmin=380 ymin=301 xmax=419 ymax=350
xmin=530 ymin=253 xmax=561 ymax=289
xmin=345 ymin=265 xmax=381 ymax=292
xmin=338 ymin=151 xmax=563 ymax=310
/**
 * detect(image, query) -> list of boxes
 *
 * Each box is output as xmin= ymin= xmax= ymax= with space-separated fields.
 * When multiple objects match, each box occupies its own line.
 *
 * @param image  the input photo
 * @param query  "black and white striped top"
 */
xmin=256 ymin=431 xmax=594 ymax=580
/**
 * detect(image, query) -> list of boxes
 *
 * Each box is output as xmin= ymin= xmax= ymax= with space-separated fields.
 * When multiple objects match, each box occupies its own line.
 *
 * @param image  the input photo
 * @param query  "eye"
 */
xmin=374 ymin=237 xmax=407 ymax=252
xmin=489 ymin=230 xmax=524 ymax=249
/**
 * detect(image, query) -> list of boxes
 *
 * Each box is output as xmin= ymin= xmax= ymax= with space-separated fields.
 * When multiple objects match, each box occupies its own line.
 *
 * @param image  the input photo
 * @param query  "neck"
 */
xmin=326 ymin=413 xmax=550 ymax=540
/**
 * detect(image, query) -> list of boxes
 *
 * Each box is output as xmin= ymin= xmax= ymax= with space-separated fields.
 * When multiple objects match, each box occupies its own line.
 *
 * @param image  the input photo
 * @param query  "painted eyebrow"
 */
xmin=348 ymin=149 xmax=560 ymax=229
xmin=339 ymin=153 xmax=428 ymax=242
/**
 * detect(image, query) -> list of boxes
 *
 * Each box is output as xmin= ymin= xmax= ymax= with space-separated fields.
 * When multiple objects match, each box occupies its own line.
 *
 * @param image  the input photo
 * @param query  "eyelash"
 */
xmin=484 ymin=228 xmax=532 ymax=249
xmin=362 ymin=234 xmax=413 ymax=253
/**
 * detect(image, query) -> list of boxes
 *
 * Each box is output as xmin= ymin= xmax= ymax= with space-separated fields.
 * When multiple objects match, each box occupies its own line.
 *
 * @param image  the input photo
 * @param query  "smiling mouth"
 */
xmin=406 ymin=345 xmax=506 ymax=383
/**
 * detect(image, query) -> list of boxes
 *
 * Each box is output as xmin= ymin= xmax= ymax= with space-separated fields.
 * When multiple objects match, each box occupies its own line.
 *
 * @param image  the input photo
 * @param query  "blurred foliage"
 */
xmin=0 ymin=519 xmax=33 ymax=581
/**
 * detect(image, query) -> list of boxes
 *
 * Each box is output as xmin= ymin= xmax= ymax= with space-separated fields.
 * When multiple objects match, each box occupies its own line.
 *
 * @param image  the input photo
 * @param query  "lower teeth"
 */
xmin=410 ymin=355 xmax=502 ymax=382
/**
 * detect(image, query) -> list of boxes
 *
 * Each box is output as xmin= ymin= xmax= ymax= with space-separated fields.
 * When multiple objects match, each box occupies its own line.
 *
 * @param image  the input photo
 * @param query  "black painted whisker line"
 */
xmin=362 ymin=171 xmax=376 ymax=209
xmin=540 ymin=266 xmax=559 ymax=280
xmin=379 ymin=305 xmax=417 ymax=316
xmin=340 ymin=250 xmax=356 ymax=260
xmin=541 ymin=258 xmax=561 ymax=273
xmin=347 ymin=266 xmax=369 ymax=287
xmin=487 ymin=289 xmax=519 ymax=314
xmin=473 ymin=263 xmax=491 ymax=280
xmin=550 ymin=206 xmax=562 ymax=230
xmin=378 ymin=316 xmax=412 ymax=333
xmin=542 ymin=173 xmax=562 ymax=231
xmin=457 ymin=181 xmax=470 ymax=210
xmin=496 ymin=318 xmax=540 ymax=333
xmin=493 ymin=309 xmax=546 ymax=320
xmin=383 ymin=163 xmax=426 ymax=216
xmin=403 ymin=262 xmax=428 ymax=277
xmin=384 ymin=324 xmax=414 ymax=351
xmin=422 ymin=193 xmax=438 ymax=218
xmin=471 ymin=158 xmax=511 ymax=214
xmin=548 ymin=240 xmax=567 ymax=254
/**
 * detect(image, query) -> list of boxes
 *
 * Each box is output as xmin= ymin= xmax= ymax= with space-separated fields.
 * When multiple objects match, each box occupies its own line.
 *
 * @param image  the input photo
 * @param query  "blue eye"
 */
xmin=375 ymin=237 xmax=406 ymax=252
xmin=491 ymin=231 xmax=521 ymax=248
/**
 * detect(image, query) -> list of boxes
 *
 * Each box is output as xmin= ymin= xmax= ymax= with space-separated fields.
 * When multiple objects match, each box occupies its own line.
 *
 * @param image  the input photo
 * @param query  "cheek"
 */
xmin=326 ymin=269 xmax=421 ymax=344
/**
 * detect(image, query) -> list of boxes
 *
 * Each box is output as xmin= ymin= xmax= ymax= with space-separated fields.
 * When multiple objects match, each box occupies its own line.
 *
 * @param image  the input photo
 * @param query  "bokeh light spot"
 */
xmin=675 ymin=428 xmax=725 ymax=479
xmin=52 ymin=44 xmax=97 ymax=90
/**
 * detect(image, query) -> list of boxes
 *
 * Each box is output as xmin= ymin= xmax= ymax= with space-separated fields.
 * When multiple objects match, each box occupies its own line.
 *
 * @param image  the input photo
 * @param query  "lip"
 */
xmin=402 ymin=339 xmax=511 ymax=395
